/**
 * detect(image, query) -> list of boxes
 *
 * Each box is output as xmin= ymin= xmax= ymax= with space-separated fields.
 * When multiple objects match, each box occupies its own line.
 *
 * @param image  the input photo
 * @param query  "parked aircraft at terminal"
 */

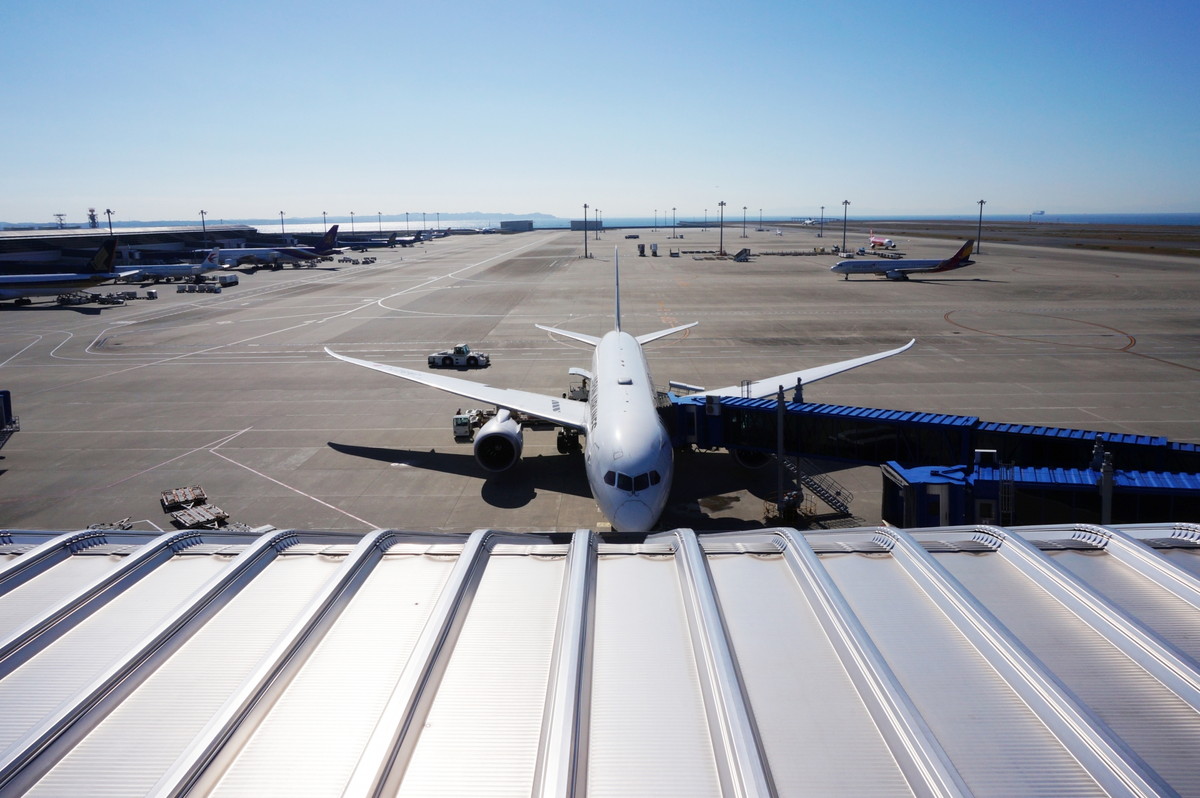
xmin=831 ymin=240 xmax=975 ymax=280
xmin=203 ymin=225 xmax=341 ymax=266
xmin=328 ymin=251 xmax=915 ymax=531
xmin=123 ymin=248 xmax=226 ymax=283
xmin=0 ymin=240 xmax=133 ymax=304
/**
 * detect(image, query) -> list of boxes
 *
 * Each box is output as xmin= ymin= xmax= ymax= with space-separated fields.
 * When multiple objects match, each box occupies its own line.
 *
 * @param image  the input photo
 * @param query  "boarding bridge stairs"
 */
xmin=779 ymin=455 xmax=854 ymax=516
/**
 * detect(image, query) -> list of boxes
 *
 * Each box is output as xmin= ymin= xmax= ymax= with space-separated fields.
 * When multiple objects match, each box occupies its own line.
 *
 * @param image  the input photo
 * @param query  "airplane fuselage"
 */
xmin=583 ymin=330 xmax=673 ymax=532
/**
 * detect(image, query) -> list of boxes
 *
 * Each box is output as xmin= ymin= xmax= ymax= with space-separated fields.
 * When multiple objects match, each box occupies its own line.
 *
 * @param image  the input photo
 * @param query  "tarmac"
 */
xmin=0 ymin=224 xmax=1197 ymax=533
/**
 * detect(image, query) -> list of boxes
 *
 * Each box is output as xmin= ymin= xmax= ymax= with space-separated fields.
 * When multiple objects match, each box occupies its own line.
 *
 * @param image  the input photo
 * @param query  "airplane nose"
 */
xmin=613 ymin=500 xmax=654 ymax=533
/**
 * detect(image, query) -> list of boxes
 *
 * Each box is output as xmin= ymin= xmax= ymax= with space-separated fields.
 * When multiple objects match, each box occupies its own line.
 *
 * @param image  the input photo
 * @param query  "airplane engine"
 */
xmin=885 ymin=270 xmax=909 ymax=281
xmin=473 ymin=409 xmax=523 ymax=472
xmin=731 ymin=448 xmax=772 ymax=469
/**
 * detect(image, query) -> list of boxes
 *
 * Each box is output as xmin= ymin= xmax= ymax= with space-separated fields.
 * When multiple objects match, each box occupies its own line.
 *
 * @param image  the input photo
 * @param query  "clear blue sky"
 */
xmin=3 ymin=0 xmax=1197 ymax=223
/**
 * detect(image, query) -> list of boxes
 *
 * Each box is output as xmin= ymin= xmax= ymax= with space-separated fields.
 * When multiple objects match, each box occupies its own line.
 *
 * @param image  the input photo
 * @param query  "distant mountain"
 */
xmin=2 ymin=212 xmax=561 ymax=230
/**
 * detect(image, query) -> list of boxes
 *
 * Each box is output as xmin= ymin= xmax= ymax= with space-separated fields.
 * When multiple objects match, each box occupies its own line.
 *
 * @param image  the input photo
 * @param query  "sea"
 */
xmin=41 ymin=212 xmax=1195 ymax=236
xmin=262 ymin=213 xmax=1199 ymax=235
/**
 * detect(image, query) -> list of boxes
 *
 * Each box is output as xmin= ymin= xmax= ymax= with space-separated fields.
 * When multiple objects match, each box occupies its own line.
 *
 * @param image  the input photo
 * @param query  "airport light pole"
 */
xmin=594 ymin=208 xmax=600 ymax=240
xmin=583 ymin=203 xmax=589 ymax=259
xmin=704 ymin=209 xmax=707 ymax=231
xmin=654 ymin=209 xmax=657 ymax=232
xmin=741 ymin=206 xmax=747 ymax=238
xmin=977 ymin=199 xmax=986 ymax=254
xmin=280 ymin=211 xmax=285 ymax=236
xmin=105 ymin=209 xmax=114 ymax=235
xmin=199 ymin=210 xmax=207 ymax=244
xmin=672 ymin=207 xmax=676 ymax=239
xmin=350 ymin=212 xmax=355 ymax=234
xmin=436 ymin=212 xmax=440 ymax=232
xmin=378 ymin=211 xmax=382 ymax=233
xmin=718 ymin=201 xmax=726 ymax=255
xmin=841 ymin=200 xmax=850 ymax=251
xmin=422 ymin=212 xmax=426 ymax=233
xmin=819 ymin=206 xmax=824 ymax=238
xmin=759 ymin=208 xmax=762 ymax=231
xmin=322 ymin=211 xmax=327 ymax=229
xmin=405 ymin=212 xmax=409 ymax=231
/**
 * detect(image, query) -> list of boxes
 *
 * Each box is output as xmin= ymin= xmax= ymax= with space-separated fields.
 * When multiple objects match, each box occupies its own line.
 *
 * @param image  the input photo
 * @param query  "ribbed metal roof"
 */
xmin=0 ymin=523 xmax=1197 ymax=796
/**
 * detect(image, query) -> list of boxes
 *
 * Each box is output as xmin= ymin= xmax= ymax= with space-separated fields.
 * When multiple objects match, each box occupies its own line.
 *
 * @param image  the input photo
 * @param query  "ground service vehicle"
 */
xmin=428 ymin=344 xmax=490 ymax=368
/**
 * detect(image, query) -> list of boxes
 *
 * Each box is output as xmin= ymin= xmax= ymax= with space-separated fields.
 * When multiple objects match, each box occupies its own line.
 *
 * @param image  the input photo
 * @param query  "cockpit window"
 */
xmin=607 ymin=469 xmax=662 ymax=494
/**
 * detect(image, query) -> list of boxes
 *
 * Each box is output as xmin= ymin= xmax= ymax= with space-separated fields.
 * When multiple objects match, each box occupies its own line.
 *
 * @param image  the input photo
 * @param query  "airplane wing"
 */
xmin=325 ymin=348 xmax=589 ymax=430
xmin=690 ymin=339 xmax=915 ymax=399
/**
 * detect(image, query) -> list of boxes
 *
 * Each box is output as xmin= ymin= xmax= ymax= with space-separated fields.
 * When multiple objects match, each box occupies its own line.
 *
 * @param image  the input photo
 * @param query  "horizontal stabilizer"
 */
xmin=635 ymin=322 xmax=698 ymax=345
xmin=534 ymin=324 xmax=601 ymax=347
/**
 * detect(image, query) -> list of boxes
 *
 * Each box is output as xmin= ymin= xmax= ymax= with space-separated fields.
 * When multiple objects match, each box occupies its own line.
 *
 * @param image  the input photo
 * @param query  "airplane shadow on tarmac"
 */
xmin=330 ymin=441 xmax=789 ymax=529
xmin=327 ymin=441 xmax=592 ymax=509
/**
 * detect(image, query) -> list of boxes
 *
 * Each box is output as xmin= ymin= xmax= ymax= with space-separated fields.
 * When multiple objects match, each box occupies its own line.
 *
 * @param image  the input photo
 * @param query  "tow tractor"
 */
xmin=428 ymin=343 xmax=490 ymax=368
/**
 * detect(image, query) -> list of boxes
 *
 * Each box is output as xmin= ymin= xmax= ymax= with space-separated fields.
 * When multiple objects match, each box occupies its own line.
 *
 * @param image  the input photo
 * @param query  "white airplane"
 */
xmin=831 ymin=240 xmax=975 ymax=281
xmin=326 ymin=252 xmax=914 ymax=531
xmin=124 ymin=248 xmax=226 ymax=283
xmin=869 ymin=231 xmax=897 ymax=249
xmin=201 ymin=225 xmax=340 ymax=267
xmin=0 ymin=240 xmax=134 ymax=305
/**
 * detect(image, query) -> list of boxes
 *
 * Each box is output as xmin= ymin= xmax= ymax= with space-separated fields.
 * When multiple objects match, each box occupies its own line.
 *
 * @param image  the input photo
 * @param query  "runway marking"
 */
xmin=0 ymin=333 xmax=50 ymax=368
xmin=944 ymin=309 xmax=1200 ymax=373
xmin=0 ymin=428 xmax=253 ymax=507
xmin=207 ymin=448 xmax=379 ymax=530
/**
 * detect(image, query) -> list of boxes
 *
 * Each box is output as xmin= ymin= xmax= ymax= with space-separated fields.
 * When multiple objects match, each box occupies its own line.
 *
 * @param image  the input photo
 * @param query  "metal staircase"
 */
xmin=779 ymin=456 xmax=854 ymax=516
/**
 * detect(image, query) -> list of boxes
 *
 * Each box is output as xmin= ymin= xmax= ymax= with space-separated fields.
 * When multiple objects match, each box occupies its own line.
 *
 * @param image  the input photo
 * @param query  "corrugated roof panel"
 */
xmin=25 ymin=554 xmax=339 ymax=797
xmin=0 ymin=525 xmax=1196 ymax=794
xmin=587 ymin=553 xmax=721 ymax=797
xmin=0 ymin=554 xmax=231 ymax=758
xmin=0 ymin=553 xmax=124 ymax=640
xmin=935 ymin=549 xmax=1200 ymax=794
xmin=208 ymin=551 xmax=458 ymax=797
xmin=706 ymin=551 xmax=915 ymax=797
xmin=397 ymin=552 xmax=566 ymax=797
xmin=823 ymin=551 xmax=1108 ymax=797
xmin=1046 ymin=550 xmax=1200 ymax=663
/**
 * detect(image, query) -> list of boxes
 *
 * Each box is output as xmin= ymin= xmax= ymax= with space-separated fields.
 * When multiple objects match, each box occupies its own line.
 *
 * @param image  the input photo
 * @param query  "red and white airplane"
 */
xmin=869 ymin=231 xmax=897 ymax=249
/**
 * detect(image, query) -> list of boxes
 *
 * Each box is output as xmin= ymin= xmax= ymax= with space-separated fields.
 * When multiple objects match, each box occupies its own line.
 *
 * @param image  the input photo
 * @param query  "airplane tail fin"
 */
xmin=89 ymin=240 xmax=118 ymax=273
xmin=387 ymin=232 xmax=397 ymax=244
xmin=535 ymin=247 xmax=697 ymax=347
xmin=320 ymin=225 xmax=339 ymax=250
xmin=614 ymin=248 xmax=621 ymax=332
xmin=949 ymin=240 xmax=974 ymax=265
xmin=932 ymin=240 xmax=974 ymax=272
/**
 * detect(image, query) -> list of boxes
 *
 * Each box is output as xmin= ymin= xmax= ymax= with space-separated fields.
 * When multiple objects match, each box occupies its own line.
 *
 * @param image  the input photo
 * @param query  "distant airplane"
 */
xmin=831 ymin=240 xmax=975 ymax=281
xmin=343 ymin=232 xmax=398 ymax=251
xmin=327 ymin=250 xmax=914 ymax=531
xmin=124 ymin=248 xmax=226 ymax=283
xmin=204 ymin=225 xmax=341 ymax=267
xmin=869 ymin=231 xmax=897 ymax=249
xmin=0 ymin=240 xmax=133 ymax=305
